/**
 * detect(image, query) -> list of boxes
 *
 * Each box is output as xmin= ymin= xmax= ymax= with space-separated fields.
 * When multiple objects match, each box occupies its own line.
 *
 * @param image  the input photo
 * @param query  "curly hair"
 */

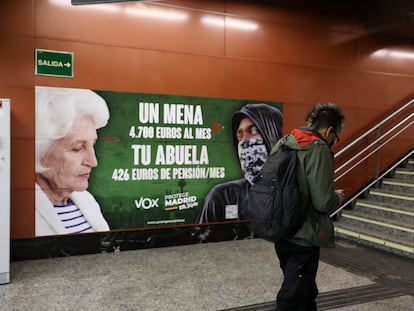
xmin=306 ymin=102 xmax=345 ymax=132
xmin=35 ymin=86 xmax=109 ymax=173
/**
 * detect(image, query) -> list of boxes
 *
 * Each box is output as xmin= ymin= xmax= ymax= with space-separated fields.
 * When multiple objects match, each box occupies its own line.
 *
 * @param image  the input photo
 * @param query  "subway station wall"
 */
xmin=1 ymin=0 xmax=414 ymax=241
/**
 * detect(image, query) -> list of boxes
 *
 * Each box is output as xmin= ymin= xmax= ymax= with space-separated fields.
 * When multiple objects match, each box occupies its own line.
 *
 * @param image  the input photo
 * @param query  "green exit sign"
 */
xmin=35 ymin=49 xmax=74 ymax=78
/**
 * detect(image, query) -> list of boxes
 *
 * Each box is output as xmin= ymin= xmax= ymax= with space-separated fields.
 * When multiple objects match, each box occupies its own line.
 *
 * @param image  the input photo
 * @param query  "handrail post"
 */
xmin=330 ymin=98 xmax=413 ymax=218
xmin=374 ymin=127 xmax=381 ymax=188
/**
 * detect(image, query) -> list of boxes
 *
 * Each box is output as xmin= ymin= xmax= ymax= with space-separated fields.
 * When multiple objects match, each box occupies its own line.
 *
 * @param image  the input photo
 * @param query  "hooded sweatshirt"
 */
xmin=196 ymin=104 xmax=282 ymax=224
xmin=271 ymin=128 xmax=342 ymax=248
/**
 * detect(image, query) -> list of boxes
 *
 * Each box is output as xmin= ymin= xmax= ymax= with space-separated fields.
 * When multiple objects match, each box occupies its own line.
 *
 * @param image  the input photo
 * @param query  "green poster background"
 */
xmin=89 ymin=90 xmax=282 ymax=230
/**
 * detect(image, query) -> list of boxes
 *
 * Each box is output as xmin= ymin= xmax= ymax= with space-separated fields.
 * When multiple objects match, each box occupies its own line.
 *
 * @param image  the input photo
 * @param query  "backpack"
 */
xmin=247 ymin=143 xmax=302 ymax=242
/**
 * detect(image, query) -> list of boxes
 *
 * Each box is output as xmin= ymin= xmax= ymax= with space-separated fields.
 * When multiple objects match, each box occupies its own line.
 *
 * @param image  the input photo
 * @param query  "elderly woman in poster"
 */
xmin=35 ymin=86 xmax=110 ymax=236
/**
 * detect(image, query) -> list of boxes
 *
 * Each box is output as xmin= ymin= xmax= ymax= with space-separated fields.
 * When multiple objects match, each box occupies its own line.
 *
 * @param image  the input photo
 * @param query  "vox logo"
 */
xmin=135 ymin=197 xmax=159 ymax=209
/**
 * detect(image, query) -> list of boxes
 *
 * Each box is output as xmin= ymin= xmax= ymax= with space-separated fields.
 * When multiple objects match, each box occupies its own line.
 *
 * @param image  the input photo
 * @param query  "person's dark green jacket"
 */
xmin=271 ymin=128 xmax=343 ymax=248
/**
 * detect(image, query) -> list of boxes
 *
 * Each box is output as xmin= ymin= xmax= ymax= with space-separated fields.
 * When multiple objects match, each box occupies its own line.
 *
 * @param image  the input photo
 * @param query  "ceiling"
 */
xmin=366 ymin=0 xmax=414 ymax=42
xmin=70 ymin=0 xmax=414 ymax=42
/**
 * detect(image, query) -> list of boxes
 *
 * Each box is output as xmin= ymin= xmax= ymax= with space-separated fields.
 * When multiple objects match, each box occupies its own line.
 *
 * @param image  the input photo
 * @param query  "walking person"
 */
xmin=271 ymin=102 xmax=345 ymax=310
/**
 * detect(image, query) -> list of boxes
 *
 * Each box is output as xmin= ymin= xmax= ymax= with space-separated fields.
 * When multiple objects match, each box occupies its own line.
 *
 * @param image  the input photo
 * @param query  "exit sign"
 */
xmin=35 ymin=49 xmax=74 ymax=78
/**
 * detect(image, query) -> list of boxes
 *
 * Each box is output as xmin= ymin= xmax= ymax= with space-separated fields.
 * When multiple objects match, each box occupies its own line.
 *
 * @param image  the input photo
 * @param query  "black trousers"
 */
xmin=274 ymin=239 xmax=320 ymax=311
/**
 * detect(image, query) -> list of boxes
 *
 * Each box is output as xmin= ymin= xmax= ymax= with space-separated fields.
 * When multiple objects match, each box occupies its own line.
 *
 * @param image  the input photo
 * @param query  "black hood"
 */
xmin=232 ymin=103 xmax=283 ymax=152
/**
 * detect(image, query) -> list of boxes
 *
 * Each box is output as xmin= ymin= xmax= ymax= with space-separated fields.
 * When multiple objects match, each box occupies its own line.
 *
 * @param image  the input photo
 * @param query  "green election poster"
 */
xmin=35 ymin=86 xmax=282 ymax=235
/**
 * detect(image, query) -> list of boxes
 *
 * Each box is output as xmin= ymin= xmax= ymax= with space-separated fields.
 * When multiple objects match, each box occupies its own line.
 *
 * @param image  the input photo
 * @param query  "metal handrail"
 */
xmin=331 ymin=98 xmax=414 ymax=217
xmin=335 ymin=98 xmax=414 ymax=158
xmin=331 ymin=149 xmax=413 ymax=217
xmin=334 ymin=115 xmax=413 ymax=181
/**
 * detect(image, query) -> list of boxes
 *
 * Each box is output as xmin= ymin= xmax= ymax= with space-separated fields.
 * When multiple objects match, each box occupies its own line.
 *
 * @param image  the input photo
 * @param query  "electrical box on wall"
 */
xmin=0 ymin=99 xmax=10 ymax=284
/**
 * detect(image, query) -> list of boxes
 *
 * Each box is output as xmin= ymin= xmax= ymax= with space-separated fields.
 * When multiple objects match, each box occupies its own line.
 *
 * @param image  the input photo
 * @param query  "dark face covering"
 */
xmin=238 ymin=138 xmax=268 ymax=184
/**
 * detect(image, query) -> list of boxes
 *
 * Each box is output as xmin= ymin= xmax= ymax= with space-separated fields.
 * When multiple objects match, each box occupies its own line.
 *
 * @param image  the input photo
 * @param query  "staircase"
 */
xmin=334 ymin=156 xmax=414 ymax=260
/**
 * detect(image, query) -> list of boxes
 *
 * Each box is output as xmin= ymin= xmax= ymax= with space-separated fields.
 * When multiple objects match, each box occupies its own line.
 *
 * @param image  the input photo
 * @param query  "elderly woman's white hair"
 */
xmin=35 ymin=86 xmax=110 ymax=173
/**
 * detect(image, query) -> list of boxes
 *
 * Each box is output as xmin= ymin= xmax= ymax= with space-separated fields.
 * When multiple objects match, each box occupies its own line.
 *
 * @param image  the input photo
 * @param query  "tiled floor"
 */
xmin=1 ymin=238 xmax=413 ymax=311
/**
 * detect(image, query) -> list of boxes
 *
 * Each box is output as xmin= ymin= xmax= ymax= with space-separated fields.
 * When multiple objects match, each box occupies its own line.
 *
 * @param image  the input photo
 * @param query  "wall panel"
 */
xmin=0 ymin=34 xmax=34 ymax=88
xmin=10 ymin=138 xmax=34 ymax=191
xmin=356 ymin=73 xmax=414 ymax=110
xmin=359 ymin=37 xmax=414 ymax=76
xmin=224 ymin=59 xmax=360 ymax=134
xmin=226 ymin=19 xmax=360 ymax=70
xmin=0 ymin=0 xmax=34 ymax=35
xmin=12 ymin=102 xmax=35 ymax=139
xmin=35 ymin=39 xmax=226 ymax=96
xmin=35 ymin=0 xmax=225 ymax=56
xmin=226 ymin=0 xmax=364 ymax=34
xmin=0 ymin=0 xmax=412 ymax=242
xmin=0 ymin=87 xmax=34 ymax=139
xmin=11 ymin=190 xmax=35 ymax=239
xmin=161 ymin=0 xmax=225 ymax=12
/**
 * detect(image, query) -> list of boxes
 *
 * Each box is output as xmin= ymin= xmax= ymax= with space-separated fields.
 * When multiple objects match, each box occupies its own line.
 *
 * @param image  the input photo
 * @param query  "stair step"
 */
xmin=394 ymin=168 xmax=414 ymax=180
xmin=356 ymin=199 xmax=414 ymax=216
xmin=382 ymin=178 xmax=414 ymax=190
xmin=335 ymin=223 xmax=414 ymax=251
xmin=406 ymin=159 xmax=414 ymax=167
xmin=336 ymin=152 xmax=414 ymax=260
xmin=368 ymin=189 xmax=414 ymax=207
xmin=334 ymin=223 xmax=414 ymax=259
xmin=341 ymin=210 xmax=414 ymax=239
xmin=342 ymin=210 xmax=414 ymax=230
xmin=355 ymin=199 xmax=414 ymax=221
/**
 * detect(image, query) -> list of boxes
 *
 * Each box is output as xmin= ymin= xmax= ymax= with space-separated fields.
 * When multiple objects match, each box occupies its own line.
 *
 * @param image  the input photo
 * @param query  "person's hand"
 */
xmin=335 ymin=189 xmax=344 ymax=200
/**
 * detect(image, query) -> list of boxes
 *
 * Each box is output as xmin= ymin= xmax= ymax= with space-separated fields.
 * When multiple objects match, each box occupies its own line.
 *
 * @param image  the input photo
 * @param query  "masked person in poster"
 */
xmin=196 ymin=103 xmax=283 ymax=223
xmin=35 ymin=86 xmax=110 ymax=236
